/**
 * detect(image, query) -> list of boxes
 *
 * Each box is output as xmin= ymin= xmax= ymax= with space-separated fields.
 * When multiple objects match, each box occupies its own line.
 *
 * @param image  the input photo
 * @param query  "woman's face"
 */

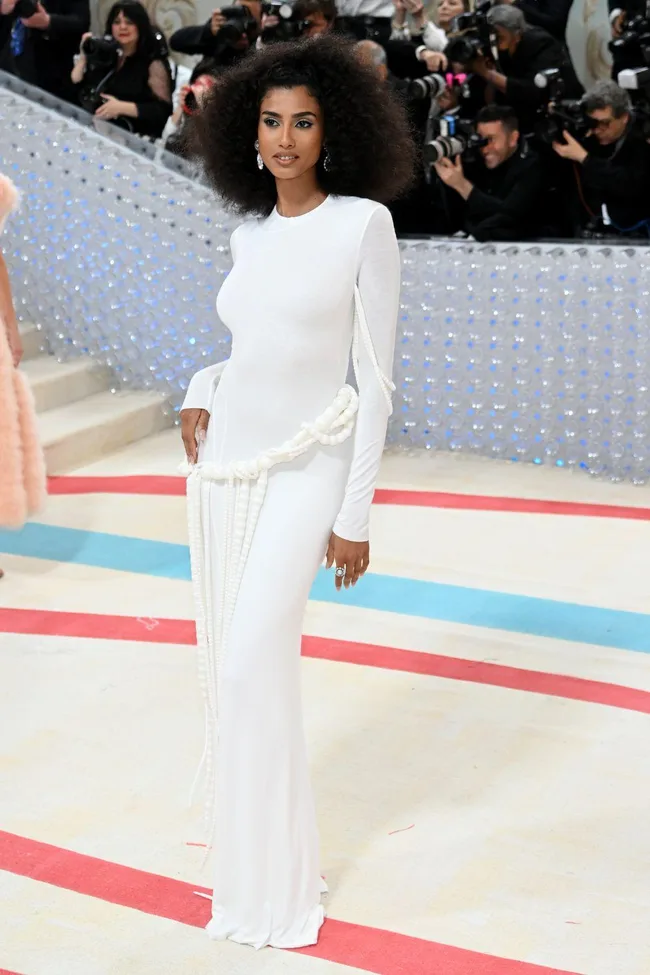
xmin=111 ymin=12 xmax=139 ymax=49
xmin=437 ymin=0 xmax=465 ymax=31
xmin=257 ymin=85 xmax=324 ymax=182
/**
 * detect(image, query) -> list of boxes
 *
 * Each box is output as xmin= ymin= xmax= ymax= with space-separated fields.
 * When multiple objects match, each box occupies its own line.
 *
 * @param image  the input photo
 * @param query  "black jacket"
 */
xmin=513 ymin=0 xmax=573 ymax=41
xmin=0 ymin=0 xmax=89 ymax=102
xmin=443 ymin=142 xmax=545 ymax=241
xmin=170 ymin=20 xmax=253 ymax=69
xmin=577 ymin=125 xmax=650 ymax=233
xmin=497 ymin=26 xmax=583 ymax=135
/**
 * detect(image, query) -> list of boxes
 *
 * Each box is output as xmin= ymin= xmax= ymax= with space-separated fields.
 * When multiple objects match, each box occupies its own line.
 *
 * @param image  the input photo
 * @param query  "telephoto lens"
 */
xmin=423 ymin=133 xmax=468 ymax=164
xmin=405 ymin=73 xmax=447 ymax=101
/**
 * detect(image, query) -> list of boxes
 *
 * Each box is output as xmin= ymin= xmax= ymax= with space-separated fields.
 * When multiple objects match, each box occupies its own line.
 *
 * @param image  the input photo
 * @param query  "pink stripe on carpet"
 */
xmin=45 ymin=476 xmax=650 ymax=521
xmin=0 ymin=831 xmax=581 ymax=975
xmin=2 ymin=608 xmax=650 ymax=716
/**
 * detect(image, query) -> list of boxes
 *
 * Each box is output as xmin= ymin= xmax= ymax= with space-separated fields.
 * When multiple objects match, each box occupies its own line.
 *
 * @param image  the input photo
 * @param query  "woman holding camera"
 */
xmin=71 ymin=0 xmax=172 ymax=138
xmin=179 ymin=35 xmax=413 ymax=950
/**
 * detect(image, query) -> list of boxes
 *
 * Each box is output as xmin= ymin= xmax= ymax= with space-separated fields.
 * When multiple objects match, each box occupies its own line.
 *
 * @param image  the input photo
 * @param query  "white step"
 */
xmin=22 ymin=355 xmax=112 ymax=413
xmin=38 ymin=389 xmax=173 ymax=474
xmin=19 ymin=322 xmax=46 ymax=361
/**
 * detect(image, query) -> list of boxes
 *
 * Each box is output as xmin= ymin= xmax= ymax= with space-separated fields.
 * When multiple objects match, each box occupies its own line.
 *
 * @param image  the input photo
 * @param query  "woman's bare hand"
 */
xmin=180 ymin=407 xmax=210 ymax=464
xmin=325 ymin=532 xmax=369 ymax=590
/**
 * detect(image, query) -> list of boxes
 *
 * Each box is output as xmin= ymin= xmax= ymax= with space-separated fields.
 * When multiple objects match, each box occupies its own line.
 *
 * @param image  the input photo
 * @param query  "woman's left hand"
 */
xmin=95 ymin=95 xmax=126 ymax=120
xmin=325 ymin=533 xmax=369 ymax=591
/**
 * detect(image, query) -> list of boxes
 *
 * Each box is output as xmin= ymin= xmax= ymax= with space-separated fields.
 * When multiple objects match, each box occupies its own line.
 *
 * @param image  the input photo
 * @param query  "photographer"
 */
xmin=465 ymin=5 xmax=582 ymax=135
xmin=0 ymin=0 xmax=89 ymax=103
xmin=501 ymin=0 xmax=574 ymax=43
xmin=355 ymin=39 xmax=448 ymax=233
xmin=552 ymin=80 xmax=650 ymax=235
xmin=71 ymin=1 xmax=172 ymax=138
xmin=169 ymin=1 xmax=260 ymax=68
xmin=433 ymin=103 xmax=544 ymax=240
xmin=259 ymin=0 xmax=335 ymax=43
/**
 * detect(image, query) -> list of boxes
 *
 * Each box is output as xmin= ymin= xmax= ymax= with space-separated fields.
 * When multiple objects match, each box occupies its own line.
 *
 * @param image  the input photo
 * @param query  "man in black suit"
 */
xmin=433 ymin=103 xmax=545 ymax=240
xmin=0 ymin=0 xmax=89 ymax=103
xmin=552 ymin=80 xmax=650 ymax=235
xmin=510 ymin=0 xmax=573 ymax=42
xmin=467 ymin=4 xmax=582 ymax=135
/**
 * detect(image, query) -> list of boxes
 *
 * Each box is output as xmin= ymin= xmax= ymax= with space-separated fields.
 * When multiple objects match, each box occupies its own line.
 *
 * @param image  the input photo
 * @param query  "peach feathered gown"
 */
xmin=0 ymin=174 xmax=46 ymax=530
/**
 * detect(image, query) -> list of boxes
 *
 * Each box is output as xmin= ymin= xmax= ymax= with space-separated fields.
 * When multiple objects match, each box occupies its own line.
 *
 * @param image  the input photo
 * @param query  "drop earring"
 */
xmin=323 ymin=148 xmax=331 ymax=172
xmin=254 ymin=139 xmax=264 ymax=171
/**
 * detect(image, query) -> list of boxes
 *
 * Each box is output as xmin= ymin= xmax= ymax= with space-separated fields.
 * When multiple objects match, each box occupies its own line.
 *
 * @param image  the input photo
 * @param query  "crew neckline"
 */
xmin=271 ymin=195 xmax=332 ymax=222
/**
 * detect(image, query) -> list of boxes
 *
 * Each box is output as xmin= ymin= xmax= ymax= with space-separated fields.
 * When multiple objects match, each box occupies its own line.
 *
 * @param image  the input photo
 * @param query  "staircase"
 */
xmin=20 ymin=323 xmax=173 ymax=474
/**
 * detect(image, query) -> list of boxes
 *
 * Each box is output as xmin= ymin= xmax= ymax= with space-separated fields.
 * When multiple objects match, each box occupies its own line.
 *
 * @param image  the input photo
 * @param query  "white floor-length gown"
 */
xmin=181 ymin=194 xmax=400 ymax=949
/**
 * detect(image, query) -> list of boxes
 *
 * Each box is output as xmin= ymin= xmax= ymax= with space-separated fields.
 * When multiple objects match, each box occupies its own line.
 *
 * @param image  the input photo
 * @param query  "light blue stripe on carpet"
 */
xmin=1 ymin=522 xmax=649 ymax=653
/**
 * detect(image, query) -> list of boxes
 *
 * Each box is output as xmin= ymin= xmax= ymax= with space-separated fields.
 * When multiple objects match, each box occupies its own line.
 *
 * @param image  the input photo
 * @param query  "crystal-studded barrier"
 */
xmin=1 ymin=77 xmax=649 ymax=480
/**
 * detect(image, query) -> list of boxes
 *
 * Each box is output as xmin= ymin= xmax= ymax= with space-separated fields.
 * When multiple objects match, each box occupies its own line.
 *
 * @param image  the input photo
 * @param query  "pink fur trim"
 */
xmin=0 ymin=173 xmax=46 ymax=528
xmin=0 ymin=174 xmax=19 ymax=234
xmin=15 ymin=369 xmax=47 ymax=516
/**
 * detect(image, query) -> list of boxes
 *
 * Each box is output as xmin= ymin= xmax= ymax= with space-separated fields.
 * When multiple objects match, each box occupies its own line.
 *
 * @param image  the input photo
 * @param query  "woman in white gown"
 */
xmin=180 ymin=35 xmax=415 ymax=951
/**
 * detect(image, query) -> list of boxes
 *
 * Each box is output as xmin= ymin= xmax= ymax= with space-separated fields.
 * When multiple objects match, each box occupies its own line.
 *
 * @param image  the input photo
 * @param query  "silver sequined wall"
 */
xmin=1 ymin=82 xmax=649 ymax=482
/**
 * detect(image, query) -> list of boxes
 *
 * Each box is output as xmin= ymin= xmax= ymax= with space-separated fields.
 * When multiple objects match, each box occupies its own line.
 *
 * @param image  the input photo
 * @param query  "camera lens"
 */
xmin=424 ymin=134 xmax=467 ymax=164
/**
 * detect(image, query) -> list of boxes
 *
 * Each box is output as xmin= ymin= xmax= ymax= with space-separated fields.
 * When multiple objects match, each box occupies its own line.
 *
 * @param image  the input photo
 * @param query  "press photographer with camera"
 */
xmin=258 ymin=0 xmax=335 ymax=44
xmin=432 ymin=103 xmax=544 ymax=239
xmin=169 ymin=0 xmax=260 ymax=68
xmin=500 ymin=0 xmax=573 ymax=43
xmin=551 ymin=80 xmax=650 ymax=235
xmin=71 ymin=1 xmax=172 ymax=138
xmin=355 ymin=39 xmax=450 ymax=233
xmin=448 ymin=4 xmax=582 ymax=135
xmin=0 ymin=0 xmax=89 ymax=103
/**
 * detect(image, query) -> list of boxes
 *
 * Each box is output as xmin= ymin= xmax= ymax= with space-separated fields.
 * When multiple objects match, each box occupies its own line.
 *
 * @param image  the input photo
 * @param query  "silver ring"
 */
xmin=335 ymin=566 xmax=345 ymax=578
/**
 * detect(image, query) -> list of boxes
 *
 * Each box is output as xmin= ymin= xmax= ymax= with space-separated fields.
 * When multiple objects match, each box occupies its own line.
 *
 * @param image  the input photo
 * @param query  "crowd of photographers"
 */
xmin=1 ymin=0 xmax=650 ymax=239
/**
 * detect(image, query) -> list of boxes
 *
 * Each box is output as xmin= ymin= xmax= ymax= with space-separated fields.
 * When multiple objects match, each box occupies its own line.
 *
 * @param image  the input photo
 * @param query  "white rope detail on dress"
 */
xmin=182 ymin=384 xmax=359 ymax=854
xmin=183 ymin=286 xmax=395 ymax=858
xmin=352 ymin=284 xmax=395 ymax=416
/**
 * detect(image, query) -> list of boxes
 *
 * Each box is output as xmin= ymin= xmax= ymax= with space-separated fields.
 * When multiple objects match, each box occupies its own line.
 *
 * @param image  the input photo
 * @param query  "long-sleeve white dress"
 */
xmin=181 ymin=193 xmax=400 ymax=950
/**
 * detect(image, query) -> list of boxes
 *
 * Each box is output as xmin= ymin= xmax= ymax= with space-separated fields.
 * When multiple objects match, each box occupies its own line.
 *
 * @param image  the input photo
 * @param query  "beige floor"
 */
xmin=2 ymin=432 xmax=650 ymax=975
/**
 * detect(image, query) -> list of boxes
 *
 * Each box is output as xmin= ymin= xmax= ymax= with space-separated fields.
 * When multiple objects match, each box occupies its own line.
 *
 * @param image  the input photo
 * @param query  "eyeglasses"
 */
xmin=587 ymin=116 xmax=615 ymax=131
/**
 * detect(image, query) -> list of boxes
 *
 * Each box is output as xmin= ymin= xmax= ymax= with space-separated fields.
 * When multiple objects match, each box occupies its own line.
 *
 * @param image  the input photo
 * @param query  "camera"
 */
xmin=424 ymin=115 xmax=487 ymax=165
xmin=260 ymin=0 xmax=310 ymax=42
xmin=609 ymin=0 xmax=650 ymax=71
xmin=619 ymin=65 xmax=650 ymax=136
xmin=214 ymin=4 xmax=258 ymax=50
xmin=533 ymin=68 xmax=591 ymax=143
xmin=13 ymin=0 xmax=37 ymax=17
xmin=81 ymin=34 xmax=122 ymax=69
xmin=445 ymin=0 xmax=494 ymax=66
xmin=404 ymin=72 xmax=447 ymax=102
xmin=78 ymin=35 xmax=122 ymax=116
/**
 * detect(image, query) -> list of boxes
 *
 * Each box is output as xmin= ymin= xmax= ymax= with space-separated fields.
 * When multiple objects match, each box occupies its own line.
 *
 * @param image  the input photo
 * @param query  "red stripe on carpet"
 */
xmin=45 ymin=476 xmax=650 ymax=521
xmin=372 ymin=489 xmax=650 ymax=520
xmin=0 ymin=831 xmax=580 ymax=975
xmin=2 ymin=607 xmax=650 ymax=716
xmin=47 ymin=475 xmax=186 ymax=496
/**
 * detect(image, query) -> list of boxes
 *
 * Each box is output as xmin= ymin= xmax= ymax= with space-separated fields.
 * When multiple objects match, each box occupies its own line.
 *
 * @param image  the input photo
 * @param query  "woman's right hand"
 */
xmin=180 ymin=408 xmax=210 ymax=464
